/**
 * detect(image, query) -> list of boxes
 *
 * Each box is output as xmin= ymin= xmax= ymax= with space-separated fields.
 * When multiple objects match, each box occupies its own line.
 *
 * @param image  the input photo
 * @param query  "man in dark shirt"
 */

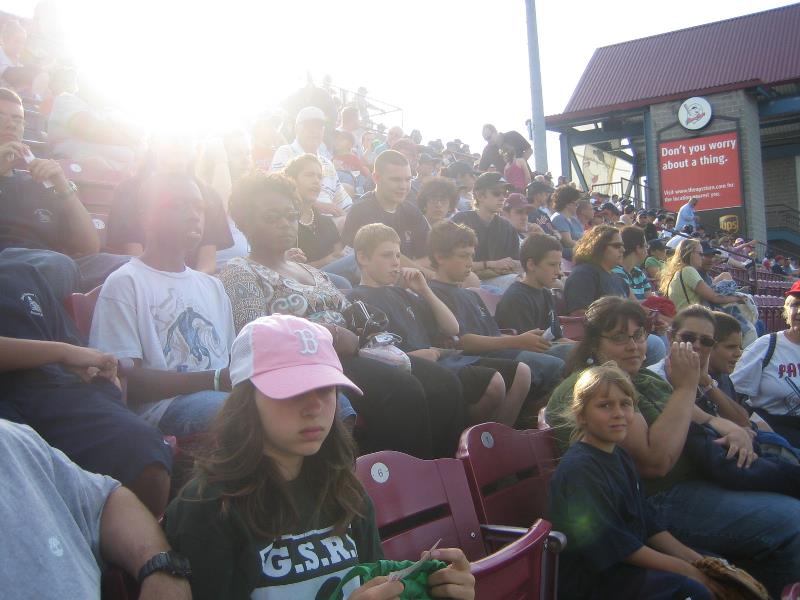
xmin=0 ymin=259 xmax=172 ymax=516
xmin=452 ymin=173 xmax=520 ymax=289
xmin=0 ymin=87 xmax=128 ymax=299
xmin=477 ymin=124 xmax=505 ymax=173
xmin=698 ymin=241 xmax=721 ymax=286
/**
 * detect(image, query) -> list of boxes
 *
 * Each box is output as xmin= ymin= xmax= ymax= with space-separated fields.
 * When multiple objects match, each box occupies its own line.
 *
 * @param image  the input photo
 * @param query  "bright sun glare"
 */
xmin=60 ymin=2 xmax=316 ymax=135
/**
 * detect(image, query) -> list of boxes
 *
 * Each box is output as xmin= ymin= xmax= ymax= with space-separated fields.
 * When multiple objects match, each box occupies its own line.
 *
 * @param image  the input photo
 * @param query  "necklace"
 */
xmin=299 ymin=208 xmax=315 ymax=228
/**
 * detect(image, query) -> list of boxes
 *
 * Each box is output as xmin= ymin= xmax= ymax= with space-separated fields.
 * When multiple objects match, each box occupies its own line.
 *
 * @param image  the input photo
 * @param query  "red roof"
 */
xmin=549 ymin=3 xmax=800 ymax=124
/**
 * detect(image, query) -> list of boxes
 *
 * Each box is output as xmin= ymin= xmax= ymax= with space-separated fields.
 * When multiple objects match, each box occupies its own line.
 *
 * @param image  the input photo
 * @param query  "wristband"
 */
xmin=213 ymin=368 xmax=222 ymax=392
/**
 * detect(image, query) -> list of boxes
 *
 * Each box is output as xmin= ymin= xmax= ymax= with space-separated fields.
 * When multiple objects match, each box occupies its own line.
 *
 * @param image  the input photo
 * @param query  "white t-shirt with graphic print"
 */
xmin=89 ymin=258 xmax=235 ymax=419
xmin=731 ymin=330 xmax=800 ymax=416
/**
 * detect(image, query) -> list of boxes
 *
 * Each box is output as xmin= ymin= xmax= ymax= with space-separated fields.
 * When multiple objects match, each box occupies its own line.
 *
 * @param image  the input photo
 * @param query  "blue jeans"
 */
xmin=647 ymin=480 xmax=800 ymax=596
xmin=501 ymin=349 xmax=565 ymax=390
xmin=0 ymin=247 xmax=129 ymax=300
xmin=156 ymin=390 xmax=229 ymax=436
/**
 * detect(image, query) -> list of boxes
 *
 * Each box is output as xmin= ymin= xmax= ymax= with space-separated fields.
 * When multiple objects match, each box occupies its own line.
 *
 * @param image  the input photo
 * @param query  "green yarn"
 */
xmin=325 ymin=559 xmax=448 ymax=599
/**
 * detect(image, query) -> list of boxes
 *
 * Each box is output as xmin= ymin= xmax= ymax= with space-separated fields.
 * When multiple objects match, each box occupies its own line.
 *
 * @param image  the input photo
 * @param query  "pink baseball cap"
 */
xmin=229 ymin=315 xmax=362 ymax=399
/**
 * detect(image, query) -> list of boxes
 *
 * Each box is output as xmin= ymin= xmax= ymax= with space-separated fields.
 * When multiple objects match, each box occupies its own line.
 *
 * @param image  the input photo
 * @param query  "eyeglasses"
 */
xmin=676 ymin=331 xmax=716 ymax=348
xmin=601 ymin=328 xmax=647 ymax=345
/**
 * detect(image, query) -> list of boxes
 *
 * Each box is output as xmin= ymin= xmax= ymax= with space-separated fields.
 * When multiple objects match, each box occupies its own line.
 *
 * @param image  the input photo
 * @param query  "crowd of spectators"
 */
xmin=2 ymin=6 xmax=800 ymax=598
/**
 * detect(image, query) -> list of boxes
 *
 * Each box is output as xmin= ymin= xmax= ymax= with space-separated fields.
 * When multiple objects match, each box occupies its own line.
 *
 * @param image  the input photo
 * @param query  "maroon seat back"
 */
xmin=557 ymin=316 xmax=585 ymax=341
xmin=457 ymin=423 xmax=558 ymax=528
xmin=356 ymin=451 xmax=486 ymax=561
xmin=467 ymin=287 xmax=502 ymax=317
xmin=356 ymin=450 xmax=558 ymax=599
xmin=64 ymin=286 xmax=102 ymax=338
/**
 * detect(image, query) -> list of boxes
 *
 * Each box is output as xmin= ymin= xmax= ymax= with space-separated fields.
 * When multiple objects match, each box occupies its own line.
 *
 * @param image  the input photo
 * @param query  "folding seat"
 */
xmin=357 ymin=450 xmax=563 ymax=599
xmin=467 ymin=286 xmax=502 ymax=317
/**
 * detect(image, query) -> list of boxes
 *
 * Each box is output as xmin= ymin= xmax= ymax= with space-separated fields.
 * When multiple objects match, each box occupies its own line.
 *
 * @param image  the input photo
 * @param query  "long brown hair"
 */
xmin=188 ymin=381 xmax=365 ymax=539
xmin=571 ymin=224 xmax=619 ymax=266
xmin=565 ymin=296 xmax=648 ymax=375
xmin=659 ymin=238 xmax=699 ymax=296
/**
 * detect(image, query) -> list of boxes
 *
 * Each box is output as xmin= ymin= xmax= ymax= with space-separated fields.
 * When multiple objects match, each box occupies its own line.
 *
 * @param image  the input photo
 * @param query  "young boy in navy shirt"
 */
xmin=496 ymin=233 xmax=572 ymax=345
xmin=349 ymin=223 xmax=529 ymax=426
xmin=427 ymin=222 xmax=568 ymax=394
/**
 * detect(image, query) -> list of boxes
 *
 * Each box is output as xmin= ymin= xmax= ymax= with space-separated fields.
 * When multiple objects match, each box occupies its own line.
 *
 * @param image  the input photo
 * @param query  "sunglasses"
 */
xmin=676 ymin=331 xmax=716 ymax=348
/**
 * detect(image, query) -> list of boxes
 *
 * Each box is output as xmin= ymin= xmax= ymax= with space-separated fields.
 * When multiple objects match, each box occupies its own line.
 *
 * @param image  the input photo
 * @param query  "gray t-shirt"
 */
xmin=0 ymin=420 xmax=120 ymax=598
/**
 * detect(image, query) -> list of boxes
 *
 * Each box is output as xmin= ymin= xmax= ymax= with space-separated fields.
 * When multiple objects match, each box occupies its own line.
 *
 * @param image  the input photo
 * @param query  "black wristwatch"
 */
xmin=137 ymin=551 xmax=192 ymax=584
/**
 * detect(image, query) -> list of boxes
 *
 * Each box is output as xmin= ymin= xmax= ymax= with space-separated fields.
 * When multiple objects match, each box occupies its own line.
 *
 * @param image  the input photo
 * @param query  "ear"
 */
xmin=355 ymin=249 xmax=369 ymax=268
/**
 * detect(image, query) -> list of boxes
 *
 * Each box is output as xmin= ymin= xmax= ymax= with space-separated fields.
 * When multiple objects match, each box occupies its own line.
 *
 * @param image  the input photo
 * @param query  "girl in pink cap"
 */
xmin=165 ymin=314 xmax=475 ymax=599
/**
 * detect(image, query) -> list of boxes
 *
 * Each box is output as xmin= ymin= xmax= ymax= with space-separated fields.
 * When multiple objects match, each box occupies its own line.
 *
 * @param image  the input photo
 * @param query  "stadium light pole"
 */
xmin=525 ymin=0 xmax=548 ymax=173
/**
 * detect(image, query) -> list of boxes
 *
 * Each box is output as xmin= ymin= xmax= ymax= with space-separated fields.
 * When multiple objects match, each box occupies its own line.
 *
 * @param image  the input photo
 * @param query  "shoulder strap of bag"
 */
xmin=762 ymin=332 xmax=778 ymax=369
xmin=679 ymin=270 xmax=691 ymax=306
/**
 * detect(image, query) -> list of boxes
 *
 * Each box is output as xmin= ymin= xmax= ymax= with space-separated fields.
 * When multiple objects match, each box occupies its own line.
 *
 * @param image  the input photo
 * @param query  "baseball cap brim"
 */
xmin=250 ymin=364 xmax=363 ymax=400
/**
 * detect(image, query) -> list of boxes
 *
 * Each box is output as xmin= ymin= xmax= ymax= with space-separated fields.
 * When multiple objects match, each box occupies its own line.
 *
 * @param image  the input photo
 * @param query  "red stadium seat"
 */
xmin=64 ymin=286 xmax=102 ymax=339
xmin=457 ymin=423 xmax=560 ymax=533
xmin=357 ymin=450 xmax=563 ymax=599
xmin=467 ymin=286 xmax=502 ymax=317
xmin=551 ymin=287 xmax=568 ymax=316
xmin=557 ymin=316 xmax=585 ymax=341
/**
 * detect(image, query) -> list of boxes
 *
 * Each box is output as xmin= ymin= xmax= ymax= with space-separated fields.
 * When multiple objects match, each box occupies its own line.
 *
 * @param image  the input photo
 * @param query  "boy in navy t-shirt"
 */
xmin=427 ymin=223 xmax=568 ymax=394
xmin=350 ymin=223 xmax=529 ymax=426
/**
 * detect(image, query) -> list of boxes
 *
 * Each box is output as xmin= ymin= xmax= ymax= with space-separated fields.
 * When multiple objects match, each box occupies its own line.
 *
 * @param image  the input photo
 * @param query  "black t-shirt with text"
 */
xmin=165 ymin=473 xmax=383 ymax=600
xmin=342 ymin=192 xmax=430 ymax=259
xmin=0 ymin=171 xmax=70 ymax=252
xmin=347 ymin=285 xmax=437 ymax=352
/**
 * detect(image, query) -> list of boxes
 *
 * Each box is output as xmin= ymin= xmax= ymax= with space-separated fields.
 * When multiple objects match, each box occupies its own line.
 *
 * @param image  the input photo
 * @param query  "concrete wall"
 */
xmin=763 ymin=157 xmax=798 ymax=209
xmin=646 ymin=89 xmax=767 ymax=244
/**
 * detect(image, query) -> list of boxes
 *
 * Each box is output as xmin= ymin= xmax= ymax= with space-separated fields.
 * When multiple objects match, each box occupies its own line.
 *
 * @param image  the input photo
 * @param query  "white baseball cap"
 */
xmin=295 ymin=106 xmax=327 ymax=126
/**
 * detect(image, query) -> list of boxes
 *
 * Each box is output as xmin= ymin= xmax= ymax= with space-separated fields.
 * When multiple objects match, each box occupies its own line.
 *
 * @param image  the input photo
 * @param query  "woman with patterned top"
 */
xmin=219 ymin=172 xmax=467 ymax=459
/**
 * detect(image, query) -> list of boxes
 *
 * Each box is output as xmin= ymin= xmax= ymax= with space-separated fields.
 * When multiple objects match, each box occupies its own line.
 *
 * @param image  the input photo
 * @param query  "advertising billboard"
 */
xmin=659 ymin=131 xmax=742 ymax=213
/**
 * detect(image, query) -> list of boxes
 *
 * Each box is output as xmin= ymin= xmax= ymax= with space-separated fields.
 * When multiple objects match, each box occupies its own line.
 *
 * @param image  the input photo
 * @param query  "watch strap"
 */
xmin=137 ymin=551 xmax=191 ymax=584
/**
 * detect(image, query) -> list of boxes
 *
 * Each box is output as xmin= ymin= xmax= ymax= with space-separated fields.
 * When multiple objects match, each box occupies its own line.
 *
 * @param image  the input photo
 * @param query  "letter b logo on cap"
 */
xmin=295 ymin=329 xmax=319 ymax=355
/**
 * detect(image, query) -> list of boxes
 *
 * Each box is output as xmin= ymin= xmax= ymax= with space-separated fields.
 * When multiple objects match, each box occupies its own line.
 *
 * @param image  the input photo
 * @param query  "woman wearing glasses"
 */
xmin=564 ymin=225 xmax=666 ymax=365
xmin=545 ymin=297 xmax=800 ymax=596
xmin=660 ymin=238 xmax=744 ymax=312
xmin=218 ymin=171 xmax=467 ymax=460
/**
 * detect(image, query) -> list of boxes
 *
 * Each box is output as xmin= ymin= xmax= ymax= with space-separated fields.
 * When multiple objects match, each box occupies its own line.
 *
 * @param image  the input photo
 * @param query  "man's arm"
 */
xmin=0 ymin=337 xmax=115 ymax=373
xmin=401 ymin=269 xmax=459 ymax=337
xmin=29 ymin=159 xmax=99 ymax=256
xmin=100 ymin=487 xmax=191 ymax=600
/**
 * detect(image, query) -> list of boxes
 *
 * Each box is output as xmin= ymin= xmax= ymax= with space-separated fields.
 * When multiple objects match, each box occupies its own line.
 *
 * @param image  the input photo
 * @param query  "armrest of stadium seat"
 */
xmin=471 ymin=519 xmax=551 ymax=575
xmin=480 ymin=523 xmax=527 ymax=546
xmin=545 ymin=530 xmax=567 ymax=554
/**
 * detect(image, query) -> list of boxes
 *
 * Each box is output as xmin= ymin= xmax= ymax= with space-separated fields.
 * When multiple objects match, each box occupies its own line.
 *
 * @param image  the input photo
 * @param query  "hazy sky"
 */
xmin=7 ymin=0 xmax=796 ymax=173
